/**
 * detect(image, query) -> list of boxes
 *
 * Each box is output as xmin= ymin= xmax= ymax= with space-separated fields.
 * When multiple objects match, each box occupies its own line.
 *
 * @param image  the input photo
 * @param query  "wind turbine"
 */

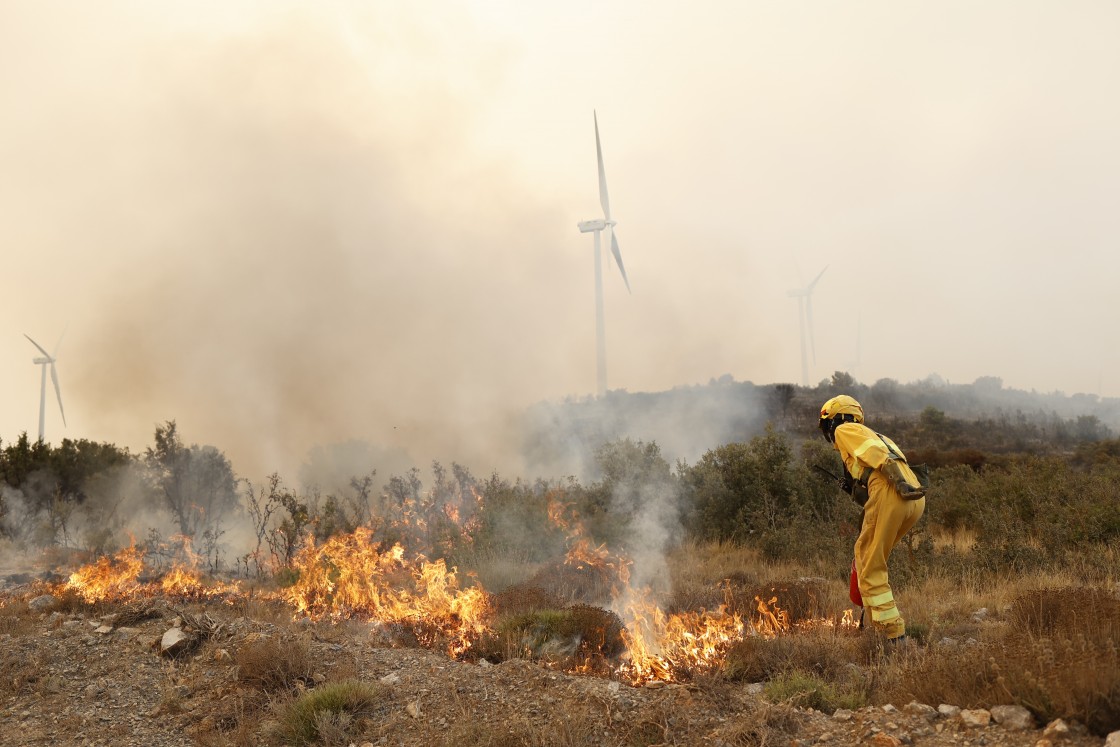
xmin=577 ymin=111 xmax=631 ymax=396
xmin=24 ymin=333 xmax=66 ymax=442
xmin=787 ymin=266 xmax=827 ymax=387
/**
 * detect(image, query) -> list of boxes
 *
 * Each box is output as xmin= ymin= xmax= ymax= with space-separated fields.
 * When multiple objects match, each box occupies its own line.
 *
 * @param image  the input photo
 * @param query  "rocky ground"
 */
xmin=0 ymin=587 xmax=1115 ymax=747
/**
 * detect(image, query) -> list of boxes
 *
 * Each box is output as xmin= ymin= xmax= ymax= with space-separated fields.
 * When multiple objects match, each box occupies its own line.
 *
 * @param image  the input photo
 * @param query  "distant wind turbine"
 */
xmin=577 ymin=111 xmax=631 ymax=396
xmin=787 ymin=266 xmax=827 ymax=387
xmin=24 ymin=333 xmax=66 ymax=442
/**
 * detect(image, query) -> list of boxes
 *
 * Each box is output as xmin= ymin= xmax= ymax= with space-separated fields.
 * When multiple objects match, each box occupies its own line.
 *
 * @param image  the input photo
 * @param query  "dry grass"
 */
xmin=662 ymin=541 xmax=1120 ymax=734
xmin=234 ymin=633 xmax=316 ymax=692
xmin=0 ymin=597 xmax=37 ymax=637
xmin=877 ymin=585 xmax=1120 ymax=736
xmin=452 ymin=545 xmax=543 ymax=593
xmin=930 ymin=526 xmax=977 ymax=552
xmin=723 ymin=626 xmax=872 ymax=684
xmin=666 ymin=541 xmax=767 ymax=592
xmin=709 ymin=700 xmax=802 ymax=747
xmin=0 ymin=648 xmax=48 ymax=696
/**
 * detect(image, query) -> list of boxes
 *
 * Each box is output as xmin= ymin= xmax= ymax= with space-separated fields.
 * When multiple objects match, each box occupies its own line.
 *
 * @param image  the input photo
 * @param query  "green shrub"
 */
xmin=763 ymin=670 xmax=867 ymax=713
xmin=277 ymin=680 xmax=389 ymax=747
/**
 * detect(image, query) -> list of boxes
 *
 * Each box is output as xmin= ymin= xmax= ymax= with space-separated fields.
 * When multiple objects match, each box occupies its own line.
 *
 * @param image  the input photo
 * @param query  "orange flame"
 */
xmin=56 ymin=517 xmax=857 ymax=683
xmin=64 ymin=540 xmax=241 ymax=604
xmin=280 ymin=527 xmax=488 ymax=655
xmin=66 ymin=543 xmax=145 ymax=603
xmin=546 ymin=494 xmax=632 ymax=591
xmin=617 ymin=587 xmax=746 ymax=683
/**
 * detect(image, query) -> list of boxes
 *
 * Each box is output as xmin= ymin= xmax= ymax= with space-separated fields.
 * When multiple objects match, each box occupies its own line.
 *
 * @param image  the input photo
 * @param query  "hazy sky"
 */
xmin=2 ymin=1 xmax=1118 ymax=479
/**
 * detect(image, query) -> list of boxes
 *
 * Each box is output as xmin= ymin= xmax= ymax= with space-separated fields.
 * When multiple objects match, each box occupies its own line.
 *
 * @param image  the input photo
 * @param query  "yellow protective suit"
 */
xmin=832 ymin=422 xmax=925 ymax=639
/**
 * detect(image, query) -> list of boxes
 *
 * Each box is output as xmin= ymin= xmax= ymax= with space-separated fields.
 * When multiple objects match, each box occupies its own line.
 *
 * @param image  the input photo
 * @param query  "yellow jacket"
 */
xmin=832 ymin=422 xmax=920 ymax=487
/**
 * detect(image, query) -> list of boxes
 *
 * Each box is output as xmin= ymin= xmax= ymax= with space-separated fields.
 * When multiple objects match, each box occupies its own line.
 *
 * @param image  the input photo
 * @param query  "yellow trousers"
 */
xmin=854 ymin=472 xmax=925 ymax=639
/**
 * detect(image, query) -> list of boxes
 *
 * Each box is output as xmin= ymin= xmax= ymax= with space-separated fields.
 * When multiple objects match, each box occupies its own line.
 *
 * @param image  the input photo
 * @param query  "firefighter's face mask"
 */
xmin=820 ymin=414 xmax=855 ymax=443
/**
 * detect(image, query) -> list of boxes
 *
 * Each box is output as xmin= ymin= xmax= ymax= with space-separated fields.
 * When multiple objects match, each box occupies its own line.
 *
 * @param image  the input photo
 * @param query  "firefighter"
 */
xmin=819 ymin=395 xmax=925 ymax=641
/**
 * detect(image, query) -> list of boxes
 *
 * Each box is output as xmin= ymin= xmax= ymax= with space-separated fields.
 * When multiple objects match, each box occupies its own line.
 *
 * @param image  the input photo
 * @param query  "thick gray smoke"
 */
xmin=1 ymin=5 xmax=597 ymax=482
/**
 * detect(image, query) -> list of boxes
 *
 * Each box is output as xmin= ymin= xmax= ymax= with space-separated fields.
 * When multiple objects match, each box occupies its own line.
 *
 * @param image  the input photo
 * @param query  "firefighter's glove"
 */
xmin=838 ymin=473 xmax=854 ymax=495
xmin=882 ymin=459 xmax=925 ymax=500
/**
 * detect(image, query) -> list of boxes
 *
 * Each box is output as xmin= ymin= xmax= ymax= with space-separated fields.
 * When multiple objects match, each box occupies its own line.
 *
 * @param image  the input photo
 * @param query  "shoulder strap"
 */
xmin=876 ymin=433 xmax=906 ymax=462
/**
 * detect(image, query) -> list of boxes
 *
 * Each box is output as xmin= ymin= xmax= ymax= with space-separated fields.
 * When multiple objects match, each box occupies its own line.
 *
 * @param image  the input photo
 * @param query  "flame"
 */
xmin=547 ymin=494 xmax=632 ymax=592
xmin=64 ymin=540 xmax=240 ymax=604
xmin=55 ymin=519 xmax=857 ymax=683
xmin=617 ymin=587 xmax=746 ymax=682
xmin=158 ymin=564 xmax=241 ymax=599
xmin=753 ymin=595 xmax=790 ymax=635
xmin=66 ymin=543 xmax=145 ymax=603
xmin=280 ymin=527 xmax=488 ymax=655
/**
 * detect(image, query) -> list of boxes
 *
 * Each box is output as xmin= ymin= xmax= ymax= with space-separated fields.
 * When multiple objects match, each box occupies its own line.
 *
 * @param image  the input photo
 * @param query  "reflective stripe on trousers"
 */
xmin=854 ymin=472 xmax=924 ymax=639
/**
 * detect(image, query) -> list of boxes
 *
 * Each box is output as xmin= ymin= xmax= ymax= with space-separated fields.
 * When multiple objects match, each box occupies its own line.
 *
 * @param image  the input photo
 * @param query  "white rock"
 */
xmin=1042 ymin=719 xmax=1070 ymax=740
xmin=1104 ymin=730 xmax=1120 ymax=747
xmin=28 ymin=594 xmax=57 ymax=611
xmin=160 ymin=626 xmax=193 ymax=655
xmin=904 ymin=702 xmax=937 ymax=718
xmin=832 ymin=709 xmax=853 ymax=722
xmin=991 ymin=704 xmax=1034 ymax=730
xmin=960 ymin=709 xmax=991 ymax=728
xmin=379 ymin=672 xmax=401 ymax=685
xmin=972 ymin=607 xmax=989 ymax=621
xmin=938 ymin=704 xmax=961 ymax=718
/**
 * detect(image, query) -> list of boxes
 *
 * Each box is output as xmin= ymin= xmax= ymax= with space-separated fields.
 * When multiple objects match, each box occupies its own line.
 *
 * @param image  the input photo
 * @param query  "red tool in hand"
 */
xmin=849 ymin=559 xmax=862 ymax=606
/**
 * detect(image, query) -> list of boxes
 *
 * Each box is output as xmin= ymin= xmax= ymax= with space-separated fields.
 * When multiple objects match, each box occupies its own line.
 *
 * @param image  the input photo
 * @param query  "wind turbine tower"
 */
xmin=24 ymin=334 xmax=66 ymax=442
xmin=577 ymin=111 xmax=631 ymax=396
xmin=787 ymin=266 xmax=827 ymax=387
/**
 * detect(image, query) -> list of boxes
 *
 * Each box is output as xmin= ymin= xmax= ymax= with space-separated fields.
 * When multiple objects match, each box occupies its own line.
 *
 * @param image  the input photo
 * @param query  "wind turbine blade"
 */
xmin=50 ymin=363 xmax=66 ymax=426
xmin=807 ymin=265 xmax=828 ymax=293
xmin=23 ymin=334 xmax=51 ymax=359
xmin=594 ymin=111 xmax=611 ymax=220
xmin=610 ymin=230 xmax=631 ymax=293
xmin=53 ymin=326 xmax=68 ymax=356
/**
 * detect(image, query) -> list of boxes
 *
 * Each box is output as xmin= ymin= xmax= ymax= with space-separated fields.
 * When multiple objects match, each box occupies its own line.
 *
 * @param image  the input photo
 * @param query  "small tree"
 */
xmin=145 ymin=421 xmax=238 ymax=552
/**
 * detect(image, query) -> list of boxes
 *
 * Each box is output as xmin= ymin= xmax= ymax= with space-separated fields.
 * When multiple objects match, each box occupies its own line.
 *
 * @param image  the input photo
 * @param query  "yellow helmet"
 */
xmin=819 ymin=395 xmax=864 ymax=442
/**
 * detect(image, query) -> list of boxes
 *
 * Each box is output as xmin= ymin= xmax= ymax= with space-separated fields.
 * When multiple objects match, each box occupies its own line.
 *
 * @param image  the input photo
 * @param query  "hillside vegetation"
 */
xmin=1 ymin=374 xmax=1119 ymax=742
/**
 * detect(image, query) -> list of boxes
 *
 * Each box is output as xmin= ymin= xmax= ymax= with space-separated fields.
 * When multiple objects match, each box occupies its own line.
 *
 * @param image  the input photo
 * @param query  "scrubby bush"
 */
xmin=678 ymin=429 xmax=853 ymax=566
xmin=276 ymin=680 xmax=389 ymax=747
xmin=234 ymin=634 xmax=316 ymax=692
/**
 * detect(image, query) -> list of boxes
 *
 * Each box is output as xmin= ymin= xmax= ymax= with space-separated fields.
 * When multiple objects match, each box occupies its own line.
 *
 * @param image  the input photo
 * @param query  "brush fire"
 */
xmin=47 ymin=503 xmax=857 ymax=686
